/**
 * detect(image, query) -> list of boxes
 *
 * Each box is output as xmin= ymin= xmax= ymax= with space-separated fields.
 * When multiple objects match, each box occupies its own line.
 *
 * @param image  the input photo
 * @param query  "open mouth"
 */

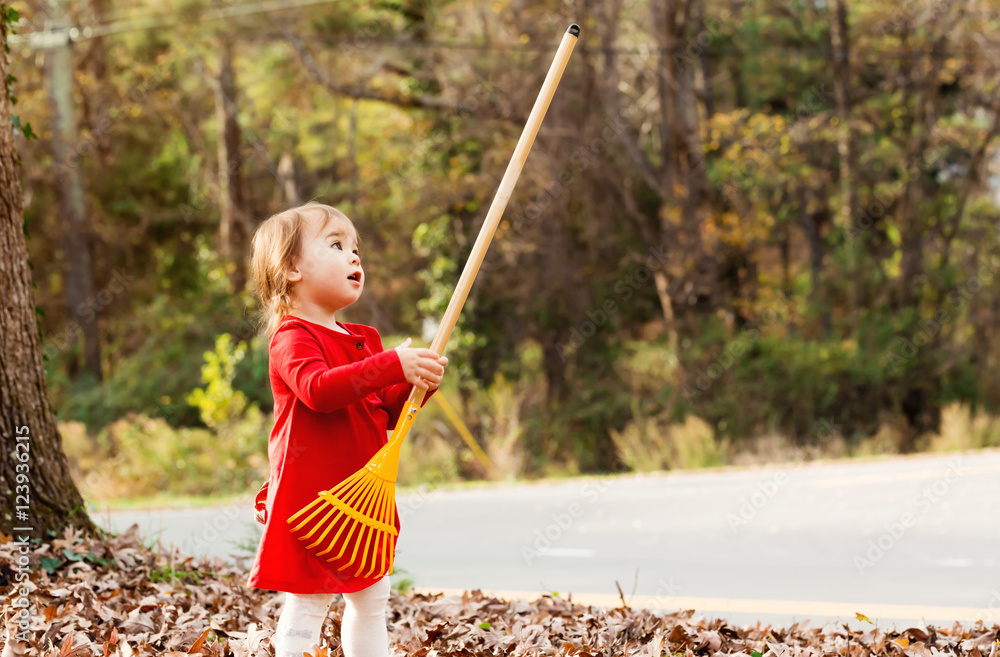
xmin=348 ymin=273 xmax=361 ymax=282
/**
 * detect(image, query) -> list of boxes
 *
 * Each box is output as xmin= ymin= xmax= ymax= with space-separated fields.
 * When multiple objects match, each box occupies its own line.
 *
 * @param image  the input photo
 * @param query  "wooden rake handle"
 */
xmin=400 ymin=23 xmax=581 ymax=416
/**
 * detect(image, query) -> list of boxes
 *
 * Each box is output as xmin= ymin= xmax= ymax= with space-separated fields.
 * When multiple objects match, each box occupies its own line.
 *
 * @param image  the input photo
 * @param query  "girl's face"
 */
xmin=287 ymin=213 xmax=364 ymax=312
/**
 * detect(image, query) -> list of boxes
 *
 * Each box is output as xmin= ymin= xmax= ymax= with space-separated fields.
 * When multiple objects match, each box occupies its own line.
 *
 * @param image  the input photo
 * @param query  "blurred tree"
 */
xmin=45 ymin=0 xmax=102 ymax=382
xmin=209 ymin=33 xmax=249 ymax=293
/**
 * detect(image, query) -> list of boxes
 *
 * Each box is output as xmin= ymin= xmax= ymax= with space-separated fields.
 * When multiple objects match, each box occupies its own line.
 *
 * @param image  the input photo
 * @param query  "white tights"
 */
xmin=273 ymin=577 xmax=391 ymax=657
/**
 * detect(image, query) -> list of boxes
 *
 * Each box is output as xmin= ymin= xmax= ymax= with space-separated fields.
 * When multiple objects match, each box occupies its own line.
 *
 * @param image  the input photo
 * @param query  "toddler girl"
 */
xmin=247 ymin=201 xmax=448 ymax=657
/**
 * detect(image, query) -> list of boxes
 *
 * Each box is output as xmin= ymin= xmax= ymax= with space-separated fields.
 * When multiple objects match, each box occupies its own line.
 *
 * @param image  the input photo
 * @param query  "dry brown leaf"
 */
xmin=188 ymin=628 xmax=212 ymax=654
xmin=4 ymin=529 xmax=999 ymax=657
xmin=905 ymin=641 xmax=933 ymax=657
xmin=1 ymin=621 xmax=26 ymax=657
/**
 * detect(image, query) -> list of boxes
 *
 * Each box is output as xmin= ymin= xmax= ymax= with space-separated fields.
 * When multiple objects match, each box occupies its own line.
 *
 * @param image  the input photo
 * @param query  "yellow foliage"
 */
xmin=611 ymin=402 xmax=726 ymax=472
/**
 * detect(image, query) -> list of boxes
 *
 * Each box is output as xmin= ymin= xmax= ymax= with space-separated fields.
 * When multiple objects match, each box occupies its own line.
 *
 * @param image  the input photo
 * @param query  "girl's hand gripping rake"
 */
xmin=287 ymin=23 xmax=581 ymax=579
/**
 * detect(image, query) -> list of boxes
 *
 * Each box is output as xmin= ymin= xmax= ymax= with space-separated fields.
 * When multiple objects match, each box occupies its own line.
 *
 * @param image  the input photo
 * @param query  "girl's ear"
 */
xmin=284 ymin=260 xmax=303 ymax=283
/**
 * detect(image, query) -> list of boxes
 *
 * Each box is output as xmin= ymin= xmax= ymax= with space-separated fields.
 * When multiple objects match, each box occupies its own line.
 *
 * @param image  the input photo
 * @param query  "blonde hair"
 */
xmin=250 ymin=201 xmax=360 ymax=340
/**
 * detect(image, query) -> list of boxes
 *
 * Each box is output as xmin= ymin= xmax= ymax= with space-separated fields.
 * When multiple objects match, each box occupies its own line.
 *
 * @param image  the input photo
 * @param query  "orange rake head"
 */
xmin=287 ymin=410 xmax=410 ymax=579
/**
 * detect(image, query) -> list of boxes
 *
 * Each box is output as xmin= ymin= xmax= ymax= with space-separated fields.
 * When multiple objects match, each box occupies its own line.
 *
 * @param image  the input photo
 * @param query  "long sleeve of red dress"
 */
xmin=247 ymin=315 xmax=436 ymax=594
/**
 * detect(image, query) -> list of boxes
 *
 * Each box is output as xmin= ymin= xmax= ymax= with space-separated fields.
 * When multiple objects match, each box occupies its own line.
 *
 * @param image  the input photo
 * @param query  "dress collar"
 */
xmin=282 ymin=314 xmax=366 ymax=341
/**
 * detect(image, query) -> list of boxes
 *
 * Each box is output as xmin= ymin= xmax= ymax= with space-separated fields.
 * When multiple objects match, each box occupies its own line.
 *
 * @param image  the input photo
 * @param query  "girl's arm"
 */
xmin=271 ymin=326 xmax=405 ymax=413
xmin=366 ymin=330 xmax=438 ymax=426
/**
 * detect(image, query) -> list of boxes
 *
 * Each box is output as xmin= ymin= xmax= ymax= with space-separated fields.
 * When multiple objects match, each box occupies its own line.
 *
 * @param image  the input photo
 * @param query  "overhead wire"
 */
xmin=7 ymin=0 xmax=1000 ymax=62
xmin=7 ymin=0 xmax=350 ymax=45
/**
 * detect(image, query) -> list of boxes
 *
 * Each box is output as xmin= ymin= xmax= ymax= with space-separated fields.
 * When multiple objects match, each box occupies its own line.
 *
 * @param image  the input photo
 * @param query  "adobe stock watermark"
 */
xmin=682 ymin=292 xmax=794 ymax=400
xmin=671 ymin=0 xmax=756 ymax=74
xmin=727 ymin=469 xmax=789 ymax=533
xmin=396 ymin=468 xmax=455 ymax=524
xmin=384 ymin=72 xmax=509 ymax=189
xmin=520 ymin=480 xmax=611 ymax=566
xmin=647 ymin=577 xmax=683 ymax=609
xmin=178 ymin=108 xmax=294 ymax=225
xmin=189 ymin=493 xmax=256 ymax=554
xmin=975 ymin=587 xmax=1000 ymax=623
xmin=41 ymin=268 xmax=137 ymax=363
xmin=877 ymin=0 xmax=953 ymax=36
xmin=883 ymin=255 xmax=1000 ymax=373
xmin=52 ymin=68 xmax=168 ymax=185
xmin=509 ymin=110 xmax=634 ymax=235
xmin=844 ymin=135 xmax=965 ymax=243
xmin=716 ymin=84 xmax=835 ymax=196
xmin=853 ymin=457 xmax=967 ymax=574
xmin=336 ymin=13 xmax=394 ymax=57
xmin=557 ymin=243 xmax=668 ymax=361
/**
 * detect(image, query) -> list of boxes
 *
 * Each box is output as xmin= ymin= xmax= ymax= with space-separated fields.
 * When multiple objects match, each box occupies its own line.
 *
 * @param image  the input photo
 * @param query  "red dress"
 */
xmin=246 ymin=314 xmax=436 ymax=594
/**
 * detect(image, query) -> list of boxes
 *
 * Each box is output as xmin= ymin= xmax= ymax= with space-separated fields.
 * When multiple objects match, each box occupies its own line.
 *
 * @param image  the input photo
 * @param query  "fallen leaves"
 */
xmin=1 ymin=527 xmax=998 ymax=657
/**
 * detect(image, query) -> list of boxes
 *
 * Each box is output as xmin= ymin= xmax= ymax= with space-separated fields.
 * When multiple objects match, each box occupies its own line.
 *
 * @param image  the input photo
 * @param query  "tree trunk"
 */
xmin=349 ymin=99 xmax=359 ymax=211
xmin=653 ymin=0 xmax=716 ymax=308
xmin=214 ymin=36 xmax=248 ymax=293
xmin=695 ymin=0 xmax=715 ymax=120
xmin=829 ymin=0 xmax=857 ymax=322
xmin=801 ymin=186 xmax=832 ymax=334
xmin=727 ymin=0 xmax=746 ymax=107
xmin=82 ymin=0 xmax=112 ymax=164
xmin=46 ymin=1 xmax=102 ymax=383
xmin=277 ymin=151 xmax=301 ymax=206
xmin=1 ymin=33 xmax=96 ymax=538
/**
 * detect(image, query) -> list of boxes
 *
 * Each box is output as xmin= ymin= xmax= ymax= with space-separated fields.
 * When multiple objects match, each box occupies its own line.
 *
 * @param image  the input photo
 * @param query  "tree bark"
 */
xmin=46 ymin=0 xmax=102 ymax=383
xmin=80 ymin=0 xmax=112 ymax=164
xmin=214 ymin=35 xmax=248 ymax=294
xmin=829 ymin=0 xmax=857 ymax=320
xmin=277 ymin=151 xmax=301 ymax=206
xmin=695 ymin=0 xmax=715 ymax=120
xmin=801 ymin=186 xmax=832 ymax=334
xmin=1 ymin=29 xmax=96 ymax=538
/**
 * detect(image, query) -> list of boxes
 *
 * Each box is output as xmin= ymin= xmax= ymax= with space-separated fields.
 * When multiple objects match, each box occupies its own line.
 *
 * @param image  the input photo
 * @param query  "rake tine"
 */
xmin=341 ymin=479 xmax=385 ymax=573
xmin=362 ymin=484 xmax=393 ymax=578
xmin=387 ymin=530 xmax=396 ymax=576
xmin=321 ymin=481 xmax=381 ymax=561
xmin=356 ymin=526 xmax=374 ymax=576
xmin=344 ymin=472 xmax=380 ymax=511
xmin=322 ymin=513 xmax=354 ymax=561
xmin=329 ymin=480 xmax=381 ymax=564
xmin=290 ymin=466 xmax=366 ymax=533
xmin=358 ymin=479 xmax=388 ymax=573
xmin=287 ymin=492 xmax=328 ymax=529
xmin=316 ymin=476 xmax=379 ymax=557
xmin=360 ymin=489 xmax=386 ymax=579
xmin=333 ymin=513 xmax=363 ymax=564
xmin=375 ymin=482 xmax=394 ymax=570
xmin=305 ymin=505 xmax=342 ymax=550
xmin=301 ymin=472 xmax=369 ymax=544
xmin=363 ymin=531 xmax=382 ymax=579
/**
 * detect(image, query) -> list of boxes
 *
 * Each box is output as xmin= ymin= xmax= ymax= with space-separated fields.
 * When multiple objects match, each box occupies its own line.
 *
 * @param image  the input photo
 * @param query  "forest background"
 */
xmin=8 ymin=0 xmax=1000 ymax=506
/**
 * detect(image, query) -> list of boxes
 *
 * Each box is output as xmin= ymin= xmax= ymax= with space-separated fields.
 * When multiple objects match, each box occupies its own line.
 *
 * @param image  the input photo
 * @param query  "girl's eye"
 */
xmin=331 ymin=242 xmax=341 ymax=249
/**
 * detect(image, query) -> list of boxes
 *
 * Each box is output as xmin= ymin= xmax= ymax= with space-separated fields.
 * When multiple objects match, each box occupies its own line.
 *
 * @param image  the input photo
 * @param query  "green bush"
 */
xmin=47 ymin=287 xmax=272 ymax=436
xmin=186 ymin=333 xmax=255 ymax=429
xmin=63 ymin=328 xmax=270 ymax=501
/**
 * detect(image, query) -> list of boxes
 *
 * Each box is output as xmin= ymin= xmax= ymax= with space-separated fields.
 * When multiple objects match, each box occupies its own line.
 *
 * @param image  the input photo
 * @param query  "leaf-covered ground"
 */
xmin=1 ymin=527 xmax=998 ymax=657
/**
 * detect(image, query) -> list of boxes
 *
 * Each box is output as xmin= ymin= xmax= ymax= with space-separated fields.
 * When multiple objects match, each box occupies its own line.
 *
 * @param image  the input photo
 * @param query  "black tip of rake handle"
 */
xmin=568 ymin=24 xmax=581 ymax=37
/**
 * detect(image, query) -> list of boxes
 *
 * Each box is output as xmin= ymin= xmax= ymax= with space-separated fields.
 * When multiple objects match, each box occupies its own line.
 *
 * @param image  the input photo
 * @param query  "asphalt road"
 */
xmin=99 ymin=449 xmax=1000 ymax=630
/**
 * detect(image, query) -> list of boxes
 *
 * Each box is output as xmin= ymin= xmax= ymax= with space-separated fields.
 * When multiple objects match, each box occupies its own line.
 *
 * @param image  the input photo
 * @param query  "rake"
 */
xmin=287 ymin=23 xmax=581 ymax=580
